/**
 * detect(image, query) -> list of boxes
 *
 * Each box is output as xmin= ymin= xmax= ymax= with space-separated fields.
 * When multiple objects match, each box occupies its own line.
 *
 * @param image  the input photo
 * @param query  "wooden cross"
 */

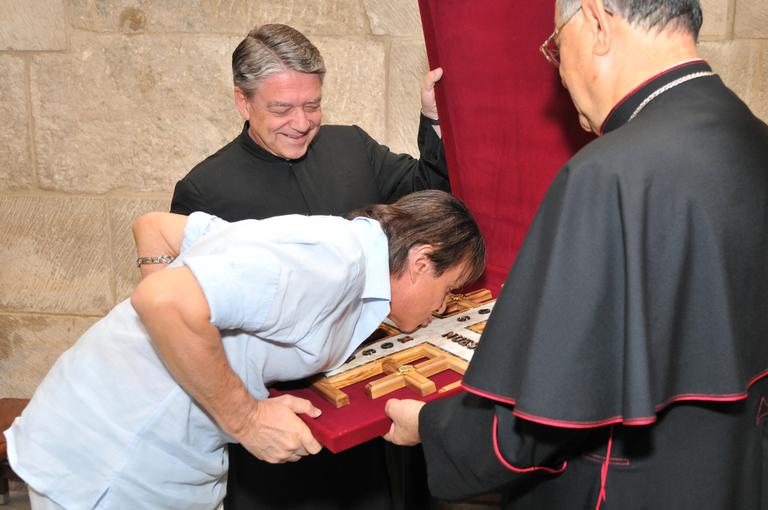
xmin=366 ymin=354 xmax=451 ymax=399
xmin=311 ymin=343 xmax=467 ymax=408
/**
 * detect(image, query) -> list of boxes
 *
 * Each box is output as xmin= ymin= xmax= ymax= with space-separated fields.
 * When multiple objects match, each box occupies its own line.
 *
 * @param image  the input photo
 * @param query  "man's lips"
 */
xmin=280 ymin=132 xmax=310 ymax=143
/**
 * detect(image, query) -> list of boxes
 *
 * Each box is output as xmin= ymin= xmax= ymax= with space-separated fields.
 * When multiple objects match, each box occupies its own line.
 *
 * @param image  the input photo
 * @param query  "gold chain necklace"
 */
xmin=628 ymin=71 xmax=716 ymax=122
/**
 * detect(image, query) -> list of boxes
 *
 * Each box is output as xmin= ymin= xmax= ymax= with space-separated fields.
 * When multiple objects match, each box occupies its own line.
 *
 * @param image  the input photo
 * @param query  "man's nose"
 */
xmin=291 ymin=109 xmax=312 ymax=132
xmin=435 ymin=296 xmax=449 ymax=315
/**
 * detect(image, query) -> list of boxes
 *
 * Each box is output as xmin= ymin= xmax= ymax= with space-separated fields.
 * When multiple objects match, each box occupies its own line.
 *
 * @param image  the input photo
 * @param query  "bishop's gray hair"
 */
xmin=556 ymin=0 xmax=703 ymax=41
xmin=232 ymin=24 xmax=326 ymax=96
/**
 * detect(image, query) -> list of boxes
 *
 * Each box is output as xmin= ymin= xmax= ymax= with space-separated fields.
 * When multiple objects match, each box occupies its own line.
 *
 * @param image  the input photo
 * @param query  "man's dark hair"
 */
xmin=349 ymin=190 xmax=486 ymax=287
xmin=557 ymin=0 xmax=703 ymax=40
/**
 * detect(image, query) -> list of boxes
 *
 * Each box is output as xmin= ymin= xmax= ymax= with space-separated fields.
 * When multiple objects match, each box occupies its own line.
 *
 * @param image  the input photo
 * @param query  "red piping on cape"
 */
xmin=463 ymin=366 xmax=768 ymax=429
xmin=756 ymin=397 xmax=768 ymax=426
xmin=595 ymin=426 xmax=613 ymax=510
xmin=491 ymin=415 xmax=567 ymax=474
xmin=597 ymin=59 xmax=706 ymax=135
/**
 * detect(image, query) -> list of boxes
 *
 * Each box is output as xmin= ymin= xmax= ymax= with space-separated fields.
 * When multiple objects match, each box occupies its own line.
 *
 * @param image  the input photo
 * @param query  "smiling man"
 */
xmin=170 ymin=23 xmax=447 ymax=223
xmin=236 ymin=68 xmax=322 ymax=161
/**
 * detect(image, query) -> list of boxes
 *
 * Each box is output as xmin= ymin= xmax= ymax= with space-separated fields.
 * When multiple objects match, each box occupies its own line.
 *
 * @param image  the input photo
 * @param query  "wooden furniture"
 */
xmin=0 ymin=398 xmax=28 ymax=505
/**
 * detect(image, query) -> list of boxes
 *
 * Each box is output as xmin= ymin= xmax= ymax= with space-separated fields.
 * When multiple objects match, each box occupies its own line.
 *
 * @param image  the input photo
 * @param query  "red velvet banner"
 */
xmin=419 ymin=0 xmax=593 ymax=293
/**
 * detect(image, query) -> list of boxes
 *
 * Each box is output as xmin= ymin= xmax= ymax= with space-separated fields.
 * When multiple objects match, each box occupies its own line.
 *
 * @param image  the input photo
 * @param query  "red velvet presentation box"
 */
xmin=269 ymin=292 xmax=494 ymax=453
xmin=269 ymin=367 xmax=464 ymax=454
xmin=270 ymin=289 xmax=494 ymax=453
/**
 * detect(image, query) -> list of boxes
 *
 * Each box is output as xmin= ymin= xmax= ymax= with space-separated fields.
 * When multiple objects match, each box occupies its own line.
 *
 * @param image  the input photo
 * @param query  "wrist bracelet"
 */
xmin=136 ymin=255 xmax=176 ymax=267
xmin=425 ymin=115 xmax=440 ymax=126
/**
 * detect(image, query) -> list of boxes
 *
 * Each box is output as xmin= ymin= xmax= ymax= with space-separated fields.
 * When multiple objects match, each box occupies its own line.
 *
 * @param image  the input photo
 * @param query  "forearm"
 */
xmin=131 ymin=267 xmax=257 ymax=438
xmin=133 ymin=212 xmax=188 ymax=278
xmin=414 ymin=113 xmax=450 ymax=190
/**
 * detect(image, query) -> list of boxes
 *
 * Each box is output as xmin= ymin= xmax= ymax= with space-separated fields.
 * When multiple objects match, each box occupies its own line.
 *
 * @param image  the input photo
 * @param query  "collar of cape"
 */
xmin=599 ymin=60 xmax=712 ymax=135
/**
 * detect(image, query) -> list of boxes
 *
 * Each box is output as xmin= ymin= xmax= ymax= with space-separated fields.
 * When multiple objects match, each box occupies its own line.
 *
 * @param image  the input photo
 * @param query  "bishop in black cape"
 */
xmin=417 ymin=61 xmax=768 ymax=509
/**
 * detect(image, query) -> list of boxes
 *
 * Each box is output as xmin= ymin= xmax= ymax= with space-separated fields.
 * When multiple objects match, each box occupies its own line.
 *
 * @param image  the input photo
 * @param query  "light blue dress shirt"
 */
xmin=5 ymin=212 xmax=391 ymax=510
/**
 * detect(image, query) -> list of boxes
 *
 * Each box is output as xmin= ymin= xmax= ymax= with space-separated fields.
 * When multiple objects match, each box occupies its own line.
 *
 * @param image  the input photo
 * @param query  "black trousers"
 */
xmin=224 ymin=439 xmax=431 ymax=510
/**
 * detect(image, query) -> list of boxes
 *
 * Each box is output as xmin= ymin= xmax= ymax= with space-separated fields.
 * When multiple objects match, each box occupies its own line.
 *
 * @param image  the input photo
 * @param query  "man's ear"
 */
xmin=234 ymin=86 xmax=251 ymax=121
xmin=582 ymin=0 xmax=613 ymax=57
xmin=407 ymin=244 xmax=435 ymax=282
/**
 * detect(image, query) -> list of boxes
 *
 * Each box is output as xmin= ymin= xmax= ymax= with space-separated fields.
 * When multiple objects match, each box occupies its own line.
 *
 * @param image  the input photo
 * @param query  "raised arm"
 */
xmin=370 ymin=67 xmax=449 ymax=200
xmin=130 ymin=266 xmax=322 ymax=463
xmin=132 ymin=212 xmax=188 ymax=278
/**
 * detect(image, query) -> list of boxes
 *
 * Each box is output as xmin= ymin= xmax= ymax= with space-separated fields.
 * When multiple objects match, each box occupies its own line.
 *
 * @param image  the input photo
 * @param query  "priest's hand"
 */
xmin=420 ymin=67 xmax=443 ymax=122
xmin=240 ymin=395 xmax=323 ymax=463
xmin=383 ymin=398 xmax=425 ymax=445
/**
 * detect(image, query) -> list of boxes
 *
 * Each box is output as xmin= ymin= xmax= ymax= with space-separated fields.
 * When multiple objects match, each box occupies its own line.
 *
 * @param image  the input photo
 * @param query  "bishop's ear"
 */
xmin=582 ymin=0 xmax=613 ymax=57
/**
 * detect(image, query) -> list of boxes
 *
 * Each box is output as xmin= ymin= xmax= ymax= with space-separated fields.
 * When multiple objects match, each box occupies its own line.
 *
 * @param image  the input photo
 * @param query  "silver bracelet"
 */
xmin=136 ymin=255 xmax=176 ymax=267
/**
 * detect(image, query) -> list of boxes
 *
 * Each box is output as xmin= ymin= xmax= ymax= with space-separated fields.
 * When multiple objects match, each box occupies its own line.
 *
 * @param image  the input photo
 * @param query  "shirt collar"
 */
xmin=600 ymin=59 xmax=712 ymax=135
xmin=348 ymin=217 xmax=391 ymax=302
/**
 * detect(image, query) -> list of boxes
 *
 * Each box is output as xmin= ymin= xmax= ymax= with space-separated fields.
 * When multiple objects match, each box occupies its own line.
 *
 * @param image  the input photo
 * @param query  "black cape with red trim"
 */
xmin=419 ymin=61 xmax=768 ymax=508
xmin=463 ymin=61 xmax=768 ymax=427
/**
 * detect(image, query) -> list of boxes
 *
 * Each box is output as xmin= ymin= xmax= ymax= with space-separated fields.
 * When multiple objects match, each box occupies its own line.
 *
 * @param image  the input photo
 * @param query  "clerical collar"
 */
xmin=237 ymin=121 xmax=313 ymax=163
xmin=600 ymin=60 xmax=713 ymax=135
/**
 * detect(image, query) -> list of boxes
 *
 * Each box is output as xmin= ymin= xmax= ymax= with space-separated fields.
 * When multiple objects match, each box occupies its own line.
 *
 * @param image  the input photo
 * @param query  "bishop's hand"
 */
xmin=383 ymin=398 xmax=425 ymax=446
xmin=238 ymin=395 xmax=323 ymax=463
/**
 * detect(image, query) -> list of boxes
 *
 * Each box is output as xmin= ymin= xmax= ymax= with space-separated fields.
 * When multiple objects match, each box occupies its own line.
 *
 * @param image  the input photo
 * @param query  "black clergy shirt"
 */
xmin=171 ymin=114 xmax=449 ymax=221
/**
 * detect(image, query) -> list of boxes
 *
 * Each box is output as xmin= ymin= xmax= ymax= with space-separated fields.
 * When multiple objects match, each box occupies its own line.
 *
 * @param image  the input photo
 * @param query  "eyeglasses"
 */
xmin=539 ymin=6 xmax=582 ymax=67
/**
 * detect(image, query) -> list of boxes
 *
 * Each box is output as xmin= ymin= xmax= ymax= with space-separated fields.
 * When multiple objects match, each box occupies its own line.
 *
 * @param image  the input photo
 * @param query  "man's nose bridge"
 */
xmin=292 ymin=106 xmax=311 ymax=128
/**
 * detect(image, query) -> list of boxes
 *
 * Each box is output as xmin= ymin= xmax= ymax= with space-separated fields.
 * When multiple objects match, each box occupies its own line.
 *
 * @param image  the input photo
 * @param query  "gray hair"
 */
xmin=232 ymin=24 xmax=326 ymax=96
xmin=556 ymin=0 xmax=703 ymax=40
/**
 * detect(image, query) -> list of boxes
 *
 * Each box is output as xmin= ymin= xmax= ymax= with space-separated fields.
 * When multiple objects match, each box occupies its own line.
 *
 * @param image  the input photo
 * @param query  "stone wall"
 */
xmin=1 ymin=0 xmax=766 ymax=397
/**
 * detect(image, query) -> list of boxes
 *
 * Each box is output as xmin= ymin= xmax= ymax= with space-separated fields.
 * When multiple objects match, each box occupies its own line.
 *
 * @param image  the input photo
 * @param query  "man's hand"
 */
xmin=383 ymin=398 xmax=425 ymax=446
xmin=420 ymin=67 xmax=444 ymax=121
xmin=238 ymin=395 xmax=323 ymax=463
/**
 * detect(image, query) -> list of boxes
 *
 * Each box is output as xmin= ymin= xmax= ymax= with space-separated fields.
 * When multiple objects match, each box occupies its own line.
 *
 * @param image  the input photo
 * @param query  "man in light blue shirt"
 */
xmin=5 ymin=190 xmax=485 ymax=510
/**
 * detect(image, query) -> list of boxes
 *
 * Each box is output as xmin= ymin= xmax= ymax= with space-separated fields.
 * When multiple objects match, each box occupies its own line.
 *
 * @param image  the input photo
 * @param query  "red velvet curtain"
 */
xmin=419 ymin=0 xmax=593 ymax=294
